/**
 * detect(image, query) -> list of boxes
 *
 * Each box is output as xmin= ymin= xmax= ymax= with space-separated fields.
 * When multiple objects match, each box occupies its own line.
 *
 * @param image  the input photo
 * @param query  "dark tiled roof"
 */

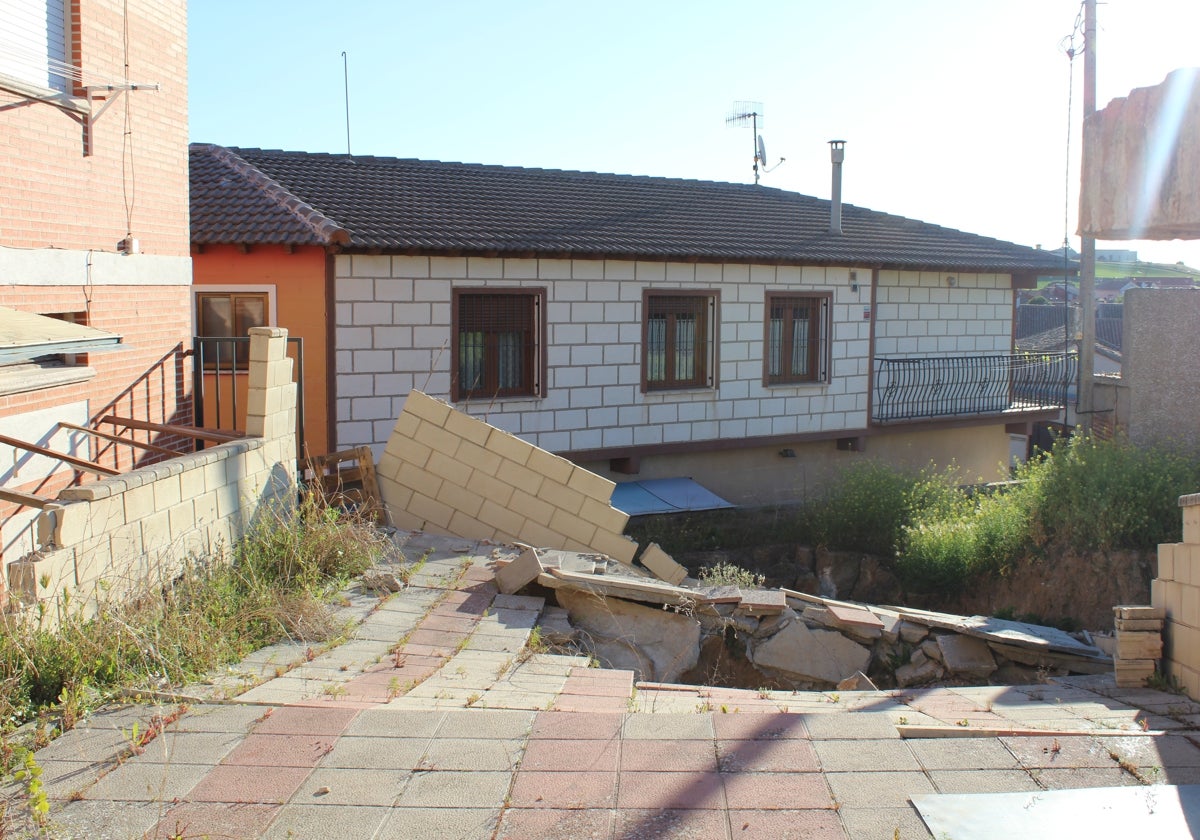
xmin=189 ymin=144 xmax=1066 ymax=272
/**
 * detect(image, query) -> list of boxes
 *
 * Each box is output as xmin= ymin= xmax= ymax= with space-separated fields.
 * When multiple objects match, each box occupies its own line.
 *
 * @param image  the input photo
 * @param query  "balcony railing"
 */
xmin=872 ymin=353 xmax=1075 ymax=423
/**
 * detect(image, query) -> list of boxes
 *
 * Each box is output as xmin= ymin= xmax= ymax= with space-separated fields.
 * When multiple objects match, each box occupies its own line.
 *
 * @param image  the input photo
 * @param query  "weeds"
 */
xmin=697 ymin=562 xmax=765 ymax=590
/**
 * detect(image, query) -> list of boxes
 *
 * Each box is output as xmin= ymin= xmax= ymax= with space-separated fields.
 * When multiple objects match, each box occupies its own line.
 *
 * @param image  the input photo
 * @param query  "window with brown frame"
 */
xmin=643 ymin=292 xmax=717 ymax=391
xmin=196 ymin=291 xmax=269 ymax=369
xmin=452 ymin=288 xmax=544 ymax=401
xmin=764 ymin=292 xmax=829 ymax=385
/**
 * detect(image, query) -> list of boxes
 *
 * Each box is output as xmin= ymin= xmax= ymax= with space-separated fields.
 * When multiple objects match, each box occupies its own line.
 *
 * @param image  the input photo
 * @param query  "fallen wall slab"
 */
xmin=377 ymin=391 xmax=637 ymax=564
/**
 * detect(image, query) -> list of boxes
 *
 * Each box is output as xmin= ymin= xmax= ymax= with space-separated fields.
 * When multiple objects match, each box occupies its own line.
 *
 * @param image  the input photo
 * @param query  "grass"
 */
xmin=696 ymin=562 xmax=765 ymax=589
xmin=0 ymin=490 xmax=392 ymax=764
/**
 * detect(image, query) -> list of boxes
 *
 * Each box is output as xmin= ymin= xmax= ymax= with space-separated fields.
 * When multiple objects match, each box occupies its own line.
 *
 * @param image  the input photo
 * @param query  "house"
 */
xmin=188 ymin=144 xmax=1070 ymax=506
xmin=0 ymin=1 xmax=192 ymax=595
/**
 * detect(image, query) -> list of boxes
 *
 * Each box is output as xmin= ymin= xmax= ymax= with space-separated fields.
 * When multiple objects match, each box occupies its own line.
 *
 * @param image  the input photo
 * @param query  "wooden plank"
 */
xmin=57 ymin=421 xmax=181 ymax=457
xmin=0 ymin=487 xmax=55 ymax=509
xmin=0 ymin=432 xmax=119 ymax=477
xmin=897 ymin=725 xmax=1164 ymax=739
xmin=98 ymin=415 xmax=243 ymax=443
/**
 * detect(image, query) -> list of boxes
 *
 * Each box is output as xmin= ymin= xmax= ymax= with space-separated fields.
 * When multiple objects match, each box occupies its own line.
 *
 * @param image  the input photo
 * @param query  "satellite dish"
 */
xmin=757 ymin=135 xmax=767 ymax=165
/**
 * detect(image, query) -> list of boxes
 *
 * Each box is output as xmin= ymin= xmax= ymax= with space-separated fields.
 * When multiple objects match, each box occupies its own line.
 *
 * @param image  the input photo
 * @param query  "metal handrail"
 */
xmin=873 ymin=352 xmax=1075 ymax=423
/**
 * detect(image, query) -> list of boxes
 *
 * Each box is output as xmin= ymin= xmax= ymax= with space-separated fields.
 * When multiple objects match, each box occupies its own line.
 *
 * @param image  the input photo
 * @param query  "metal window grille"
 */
xmin=455 ymin=292 xmax=539 ymax=400
xmin=767 ymin=295 xmax=826 ymax=384
xmin=646 ymin=295 xmax=711 ymax=389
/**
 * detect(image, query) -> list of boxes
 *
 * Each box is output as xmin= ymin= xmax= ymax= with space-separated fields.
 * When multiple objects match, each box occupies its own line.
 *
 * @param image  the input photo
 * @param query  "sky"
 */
xmin=188 ymin=0 xmax=1200 ymax=269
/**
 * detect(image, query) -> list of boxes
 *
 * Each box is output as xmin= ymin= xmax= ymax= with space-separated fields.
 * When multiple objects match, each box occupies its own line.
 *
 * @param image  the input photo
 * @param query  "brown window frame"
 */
xmin=763 ymin=292 xmax=830 ymax=385
xmin=195 ymin=291 xmax=270 ymax=370
xmin=451 ymin=287 xmax=546 ymax=402
xmin=641 ymin=289 xmax=719 ymax=392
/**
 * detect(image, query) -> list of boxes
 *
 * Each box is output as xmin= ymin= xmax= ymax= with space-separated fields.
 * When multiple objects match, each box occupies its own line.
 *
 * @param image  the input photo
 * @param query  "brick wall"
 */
xmin=873 ymin=271 xmax=1013 ymax=356
xmin=6 ymin=329 xmax=297 ymax=623
xmin=377 ymin=391 xmax=636 ymax=564
xmin=332 ymin=256 xmax=884 ymax=456
xmin=1153 ymin=493 xmax=1200 ymax=698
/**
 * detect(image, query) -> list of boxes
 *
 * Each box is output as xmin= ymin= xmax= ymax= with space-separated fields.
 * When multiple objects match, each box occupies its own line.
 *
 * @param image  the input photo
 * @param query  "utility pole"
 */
xmin=1078 ymin=0 xmax=1097 ymax=429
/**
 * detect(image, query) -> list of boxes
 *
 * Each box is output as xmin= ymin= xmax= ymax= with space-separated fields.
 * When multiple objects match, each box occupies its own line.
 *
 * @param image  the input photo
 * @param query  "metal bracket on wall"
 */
xmin=83 ymin=83 xmax=159 ymax=156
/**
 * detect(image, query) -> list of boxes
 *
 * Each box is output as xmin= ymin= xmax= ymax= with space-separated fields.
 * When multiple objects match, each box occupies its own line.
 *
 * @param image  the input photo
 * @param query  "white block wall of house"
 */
xmin=873 ymin=270 xmax=1013 ymax=356
xmin=333 ymin=257 xmax=1009 ymax=458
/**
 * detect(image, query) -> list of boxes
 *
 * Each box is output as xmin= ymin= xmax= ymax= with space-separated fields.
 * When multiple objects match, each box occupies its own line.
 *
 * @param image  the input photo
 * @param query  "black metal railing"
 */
xmin=873 ymin=353 xmax=1075 ymax=423
xmin=192 ymin=336 xmax=305 ymax=454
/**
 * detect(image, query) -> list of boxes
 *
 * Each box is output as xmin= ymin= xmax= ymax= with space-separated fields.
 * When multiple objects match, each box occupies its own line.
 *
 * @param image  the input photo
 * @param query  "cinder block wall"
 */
xmin=7 ymin=329 xmax=297 ymax=621
xmin=377 ymin=391 xmax=637 ymax=564
xmin=1153 ymin=493 xmax=1200 ymax=697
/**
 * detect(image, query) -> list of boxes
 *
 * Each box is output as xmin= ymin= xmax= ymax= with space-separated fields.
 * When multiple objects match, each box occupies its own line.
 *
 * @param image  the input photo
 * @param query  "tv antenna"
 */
xmin=726 ymin=101 xmax=784 ymax=184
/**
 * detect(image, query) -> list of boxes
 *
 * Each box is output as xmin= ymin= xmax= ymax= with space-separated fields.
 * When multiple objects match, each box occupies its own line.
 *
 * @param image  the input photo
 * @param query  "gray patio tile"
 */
xmin=343 ymin=708 xmax=446 ymax=738
xmin=35 ymin=728 xmax=131 ymax=764
xmin=377 ymin=806 xmax=502 ymax=839
xmin=622 ymin=713 xmax=714 ymax=740
xmin=838 ymin=806 xmax=933 ymax=840
xmin=168 ymin=703 xmax=267 ymax=733
xmin=289 ymin=767 xmax=411 ymax=805
xmin=393 ymin=770 xmax=512 ymax=808
xmin=928 ymin=768 xmax=1041 ymax=794
xmin=419 ymin=737 xmax=525 ymax=771
xmin=803 ymin=713 xmax=900 ymax=740
xmin=262 ymin=803 xmax=391 ymax=839
xmin=826 ymin=770 xmax=936 ymax=808
xmin=18 ymin=759 xmax=104 ymax=801
xmin=435 ymin=708 xmax=536 ymax=739
xmin=907 ymin=737 xmax=1021 ymax=770
xmin=82 ymin=760 xmax=210 ymax=802
xmin=134 ymin=730 xmax=243 ymax=765
xmin=45 ymin=799 xmax=167 ymax=840
xmin=814 ymin=739 xmax=921 ymax=773
xmin=1032 ymin=766 xmax=1142 ymax=788
xmin=318 ymin=735 xmax=429 ymax=769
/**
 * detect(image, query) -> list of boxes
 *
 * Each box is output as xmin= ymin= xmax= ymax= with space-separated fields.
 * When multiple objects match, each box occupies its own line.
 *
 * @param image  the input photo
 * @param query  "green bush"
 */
xmin=804 ymin=461 xmax=922 ymax=556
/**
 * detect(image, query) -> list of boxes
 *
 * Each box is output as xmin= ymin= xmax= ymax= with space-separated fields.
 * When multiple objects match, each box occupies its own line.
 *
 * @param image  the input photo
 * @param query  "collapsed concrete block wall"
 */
xmin=1153 ymin=493 xmax=1200 ymax=697
xmin=7 ymin=327 xmax=298 ymax=621
xmin=377 ymin=391 xmax=637 ymax=564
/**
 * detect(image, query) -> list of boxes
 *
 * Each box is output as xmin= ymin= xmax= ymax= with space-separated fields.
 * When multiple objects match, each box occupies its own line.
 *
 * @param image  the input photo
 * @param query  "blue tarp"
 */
xmin=609 ymin=477 xmax=734 ymax=516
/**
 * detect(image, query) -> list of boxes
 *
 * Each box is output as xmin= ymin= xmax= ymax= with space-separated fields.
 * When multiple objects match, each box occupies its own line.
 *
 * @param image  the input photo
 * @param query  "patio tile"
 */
xmin=146 ymin=802 xmax=278 ymax=840
xmin=838 ymin=806 xmax=933 ymax=840
xmin=317 ymin=735 xmax=428 ymax=769
xmin=436 ymin=708 xmax=536 ymax=739
xmin=393 ymin=769 xmax=512 ymax=808
xmin=927 ymin=768 xmax=1041 ymax=794
xmin=722 ymin=771 xmax=834 ymax=810
xmin=622 ymin=713 xmax=714 ymax=740
xmin=1032 ymin=767 xmax=1141 ymax=788
xmin=825 ymin=770 xmax=936 ymax=808
xmin=716 ymin=738 xmax=820 ymax=772
xmin=1000 ymin=735 xmax=1117 ymax=769
xmin=907 ymin=736 xmax=1021 ymax=770
xmin=518 ymin=738 xmax=620 ymax=773
xmin=187 ymin=764 xmax=311 ymax=803
xmin=419 ymin=737 xmax=525 ymax=771
xmin=168 ymin=703 xmax=268 ymax=733
xmin=377 ymin=806 xmax=502 ymax=839
xmin=614 ymin=808 xmax=729 ymax=839
xmin=221 ymin=733 xmax=336 ymax=767
xmin=289 ymin=767 xmax=410 ymax=805
xmin=82 ymin=761 xmax=209 ymax=802
xmin=531 ymin=711 xmax=624 ymax=741
xmin=251 ymin=705 xmax=359 ymax=736
xmin=712 ymin=712 xmax=810 ymax=741
xmin=615 ymin=771 xmax=725 ymax=809
xmin=553 ymin=695 xmax=632 ymax=712
xmin=802 ymin=713 xmax=900 ymax=740
xmin=133 ymin=730 xmax=244 ymax=765
xmin=261 ymin=803 xmax=390 ymax=839
xmin=495 ymin=807 xmax=615 ymax=840
xmin=509 ymin=770 xmax=617 ymax=809
xmin=42 ymin=799 xmax=164 ymax=840
xmin=621 ymin=738 xmax=718 ymax=772
xmin=727 ymin=809 xmax=848 ymax=839
xmin=813 ymin=739 xmax=921 ymax=772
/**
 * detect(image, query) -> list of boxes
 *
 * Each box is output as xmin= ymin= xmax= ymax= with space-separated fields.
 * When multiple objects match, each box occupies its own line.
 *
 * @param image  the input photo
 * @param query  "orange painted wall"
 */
xmin=192 ymin=245 xmax=331 ymax=455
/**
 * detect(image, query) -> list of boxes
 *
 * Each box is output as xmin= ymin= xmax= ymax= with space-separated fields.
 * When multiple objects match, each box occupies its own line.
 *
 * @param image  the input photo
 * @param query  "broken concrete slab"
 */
xmin=751 ymin=620 xmax=871 ymax=686
xmin=936 ymin=634 xmax=997 ymax=679
xmin=639 ymin=542 xmax=688 ymax=586
xmin=895 ymin=656 xmax=944 ymax=687
xmin=837 ymin=671 xmax=878 ymax=691
xmin=536 ymin=606 xmax=576 ymax=646
xmin=555 ymin=587 xmax=700 ymax=682
xmin=540 ymin=567 xmax=695 ymax=607
xmin=539 ymin=550 xmax=603 ymax=574
xmin=826 ymin=603 xmax=885 ymax=632
xmin=898 ymin=607 xmax=1106 ymax=657
xmin=738 ymin=589 xmax=787 ymax=615
xmin=495 ymin=547 xmax=543 ymax=595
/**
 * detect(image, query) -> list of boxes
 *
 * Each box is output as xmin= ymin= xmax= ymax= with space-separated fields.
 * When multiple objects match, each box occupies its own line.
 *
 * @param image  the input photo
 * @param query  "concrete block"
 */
xmin=168 ymin=502 xmax=197 ymax=542
xmin=466 ymin=470 xmax=515 ymax=508
xmin=485 ymin=429 xmax=532 ymax=466
xmin=508 ymin=489 xmax=555 ymax=527
xmin=139 ymin=510 xmax=172 ymax=550
xmin=495 ymin=547 xmax=544 ymax=595
xmin=477 ymin=500 xmax=526 ymax=537
xmin=383 ymin=437 xmax=433 ymax=471
xmin=1114 ymin=618 xmax=1165 ymax=632
xmin=453 ymin=440 xmax=503 ymax=476
xmin=179 ymin=466 xmax=206 ymax=501
xmin=539 ymin=480 xmax=585 ymax=516
xmin=496 ymin=459 xmax=544 ymax=495
xmin=426 ymin=450 xmax=473 ymax=488
xmin=446 ymin=511 xmax=497 ymax=542
xmin=407 ymin=492 xmax=455 ymax=530
xmin=394 ymin=461 xmax=445 ymax=496
xmin=443 ymin=407 xmax=492 ymax=446
xmin=413 ymin=419 xmax=462 ymax=458
xmin=549 ymin=509 xmax=596 ymax=547
xmin=1159 ymin=543 xmax=1178 ymax=581
xmin=122 ymin=482 xmax=155 ymax=523
xmin=404 ymin=391 xmax=453 ymax=427
xmin=578 ymin=497 xmax=630 ymax=534
xmin=1115 ymin=605 xmax=1168 ymax=621
xmin=1116 ymin=632 xmax=1164 ymax=660
xmin=152 ymin=475 xmax=182 ymax=512
xmin=435 ymin=482 xmax=486 ymax=519
xmin=589 ymin=529 xmax=638 ymax=565
xmin=526 ymin=447 xmax=575 ymax=485
xmin=519 ymin=521 xmax=568 ymax=550
xmin=566 ymin=467 xmax=616 ymax=501
xmin=639 ymin=542 xmax=688 ymax=586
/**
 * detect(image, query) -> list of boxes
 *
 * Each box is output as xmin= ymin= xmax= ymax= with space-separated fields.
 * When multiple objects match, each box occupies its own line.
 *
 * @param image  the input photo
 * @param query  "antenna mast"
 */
xmin=341 ymin=51 xmax=352 ymax=155
xmin=726 ymin=101 xmax=764 ymax=184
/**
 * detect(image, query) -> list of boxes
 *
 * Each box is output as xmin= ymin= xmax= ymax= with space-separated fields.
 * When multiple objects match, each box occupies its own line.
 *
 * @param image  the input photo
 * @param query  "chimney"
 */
xmin=829 ymin=140 xmax=846 ymax=235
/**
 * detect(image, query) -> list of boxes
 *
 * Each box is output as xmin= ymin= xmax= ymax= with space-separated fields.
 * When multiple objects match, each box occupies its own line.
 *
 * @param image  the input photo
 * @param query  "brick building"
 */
xmin=0 ymin=1 xmax=192 ymax=589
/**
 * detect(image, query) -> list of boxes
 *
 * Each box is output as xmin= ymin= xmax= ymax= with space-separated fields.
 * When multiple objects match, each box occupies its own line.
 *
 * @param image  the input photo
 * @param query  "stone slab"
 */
xmin=826 ymin=603 xmax=885 ymax=629
xmin=495 ymin=547 xmax=542 ymax=595
xmin=541 ymin=567 xmax=694 ymax=606
xmin=936 ymin=634 xmax=997 ymax=678
xmin=898 ymin=607 xmax=1105 ymax=656
xmin=738 ymin=589 xmax=787 ymax=614
xmin=752 ymin=619 xmax=871 ymax=685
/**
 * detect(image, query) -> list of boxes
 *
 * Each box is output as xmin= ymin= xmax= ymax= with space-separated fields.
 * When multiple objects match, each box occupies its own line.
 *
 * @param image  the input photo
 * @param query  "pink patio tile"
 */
xmin=620 ymin=739 xmax=718 ymax=772
xmin=221 ymin=734 xmax=336 ymax=768
xmin=727 ymin=809 xmax=849 ymax=839
xmin=519 ymin=738 xmax=620 ymax=773
xmin=716 ymin=739 xmax=821 ymax=772
xmin=462 ymin=566 xmax=496 ymax=582
xmin=391 ymin=642 xmax=456 ymax=659
xmin=187 ymin=764 xmax=311 ymax=803
xmin=552 ymin=695 xmax=630 ymax=712
xmin=615 ymin=771 xmax=725 ymax=810
xmin=712 ymin=713 xmax=810 ymax=741
xmin=509 ymin=770 xmax=617 ymax=809
xmin=721 ymin=772 xmax=834 ymax=810
xmin=417 ymin=613 xmax=481 ymax=633
xmin=436 ymin=592 xmax=494 ymax=613
xmin=530 ymin=712 xmax=625 ymax=741
xmin=405 ymin=628 xmax=469 ymax=648
xmin=559 ymin=680 xmax=634 ymax=698
xmin=251 ymin=705 xmax=358 ymax=736
xmin=614 ymin=808 xmax=729 ymax=839
xmin=496 ymin=807 xmax=615 ymax=840
xmin=145 ymin=802 xmax=278 ymax=839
